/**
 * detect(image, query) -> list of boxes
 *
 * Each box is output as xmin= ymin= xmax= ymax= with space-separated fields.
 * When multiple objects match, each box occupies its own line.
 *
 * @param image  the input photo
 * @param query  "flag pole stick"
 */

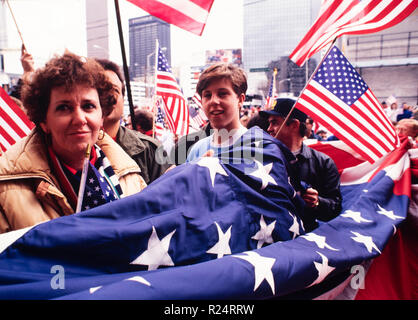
xmin=152 ymin=40 xmax=159 ymax=139
xmin=113 ymin=0 xmax=136 ymax=131
xmin=152 ymin=96 xmax=156 ymax=139
xmin=5 ymin=0 xmax=26 ymax=49
xmin=274 ymin=37 xmax=338 ymax=139
xmin=76 ymin=144 xmax=91 ymax=213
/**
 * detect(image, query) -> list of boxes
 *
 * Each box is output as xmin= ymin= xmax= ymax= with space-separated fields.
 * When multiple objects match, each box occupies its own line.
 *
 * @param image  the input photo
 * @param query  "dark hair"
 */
xmin=246 ymin=113 xmax=269 ymax=131
xmin=306 ymin=117 xmax=314 ymax=125
xmin=297 ymin=120 xmax=307 ymax=137
xmin=283 ymin=118 xmax=307 ymax=138
xmin=134 ymin=109 xmax=154 ymax=132
xmin=196 ymin=63 xmax=247 ymax=97
xmin=95 ymin=58 xmax=125 ymax=96
xmin=21 ymin=52 xmax=116 ymax=127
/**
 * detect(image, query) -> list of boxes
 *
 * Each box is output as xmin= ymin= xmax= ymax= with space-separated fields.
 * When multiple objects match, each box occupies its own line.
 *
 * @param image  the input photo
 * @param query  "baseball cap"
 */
xmin=259 ymin=98 xmax=307 ymax=122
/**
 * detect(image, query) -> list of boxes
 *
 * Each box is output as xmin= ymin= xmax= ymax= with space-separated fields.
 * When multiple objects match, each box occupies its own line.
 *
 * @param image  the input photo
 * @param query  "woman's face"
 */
xmin=201 ymin=78 xmax=244 ymax=132
xmin=40 ymin=85 xmax=103 ymax=166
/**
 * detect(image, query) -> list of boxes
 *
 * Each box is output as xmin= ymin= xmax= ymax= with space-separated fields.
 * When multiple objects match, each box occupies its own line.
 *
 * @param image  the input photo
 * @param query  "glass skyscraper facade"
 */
xmin=243 ymin=0 xmax=321 ymax=94
xmin=129 ymin=15 xmax=171 ymax=80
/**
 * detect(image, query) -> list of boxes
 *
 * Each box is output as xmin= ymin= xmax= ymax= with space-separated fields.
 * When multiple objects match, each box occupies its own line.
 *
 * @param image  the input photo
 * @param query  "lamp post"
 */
xmin=145 ymin=47 xmax=166 ymax=98
xmin=92 ymin=44 xmax=109 ymax=59
xmin=278 ymin=78 xmax=291 ymax=94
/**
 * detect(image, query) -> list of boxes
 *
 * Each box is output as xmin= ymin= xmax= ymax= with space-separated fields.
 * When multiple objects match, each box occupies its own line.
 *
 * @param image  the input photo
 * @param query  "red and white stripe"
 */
xmin=0 ymin=87 xmax=34 ymax=152
xmin=190 ymin=92 xmax=208 ymax=128
xmin=290 ymin=0 xmax=418 ymax=66
xmin=295 ymin=80 xmax=399 ymax=163
xmin=156 ymin=71 xmax=190 ymax=137
xmin=127 ymin=0 xmax=214 ymax=36
xmin=192 ymin=92 xmax=203 ymax=109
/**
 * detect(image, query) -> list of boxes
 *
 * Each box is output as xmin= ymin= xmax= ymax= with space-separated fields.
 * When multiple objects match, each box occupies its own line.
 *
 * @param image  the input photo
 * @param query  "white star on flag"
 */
xmin=301 ymin=233 xmax=339 ymax=251
xmin=351 ymin=231 xmax=381 ymax=254
xmin=341 ymin=210 xmax=373 ymax=223
xmin=130 ymin=226 xmax=176 ymax=270
xmin=125 ymin=276 xmax=151 ymax=287
xmin=247 ymin=160 xmax=277 ymax=190
xmin=308 ymin=252 xmax=335 ymax=287
xmin=197 ymin=157 xmax=228 ymax=187
xmin=206 ymin=222 xmax=232 ymax=258
xmin=0 ymin=224 xmax=39 ymax=254
xmin=89 ymin=286 xmax=102 ymax=294
xmin=234 ymin=251 xmax=276 ymax=294
xmin=288 ymin=211 xmax=301 ymax=240
xmin=251 ymin=215 xmax=276 ymax=249
xmin=376 ymin=205 xmax=403 ymax=220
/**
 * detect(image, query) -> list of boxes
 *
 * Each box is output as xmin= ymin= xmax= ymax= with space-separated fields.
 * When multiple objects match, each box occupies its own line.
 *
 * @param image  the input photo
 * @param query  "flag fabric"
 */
xmin=47 ymin=145 xmax=123 ymax=211
xmin=290 ymin=0 xmax=418 ymax=66
xmin=263 ymin=69 xmax=278 ymax=111
xmin=155 ymin=46 xmax=190 ymax=137
xmin=306 ymin=138 xmax=417 ymax=300
xmin=0 ymin=86 xmax=34 ymax=152
xmin=294 ymin=46 xmax=399 ymax=164
xmin=192 ymin=91 xmax=203 ymax=109
xmin=153 ymin=98 xmax=166 ymax=140
xmin=127 ymin=0 xmax=214 ymax=36
xmin=0 ymin=127 xmax=415 ymax=300
xmin=189 ymin=93 xmax=208 ymax=128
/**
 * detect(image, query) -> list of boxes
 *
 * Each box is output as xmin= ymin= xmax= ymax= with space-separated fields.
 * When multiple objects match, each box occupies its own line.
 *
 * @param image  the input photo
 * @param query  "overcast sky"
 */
xmin=3 ymin=0 xmax=243 ymax=73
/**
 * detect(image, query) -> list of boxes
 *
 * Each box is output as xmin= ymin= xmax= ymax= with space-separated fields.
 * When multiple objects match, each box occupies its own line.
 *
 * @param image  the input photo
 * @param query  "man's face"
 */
xmin=104 ymin=70 xmax=124 ymax=123
xmin=267 ymin=115 xmax=293 ymax=146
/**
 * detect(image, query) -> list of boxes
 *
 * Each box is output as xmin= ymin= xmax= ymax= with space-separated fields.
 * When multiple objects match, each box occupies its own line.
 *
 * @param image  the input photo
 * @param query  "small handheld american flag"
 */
xmin=0 ymin=87 xmax=34 ymax=151
xmin=155 ymin=45 xmax=190 ymax=137
xmin=294 ymin=46 xmax=399 ymax=163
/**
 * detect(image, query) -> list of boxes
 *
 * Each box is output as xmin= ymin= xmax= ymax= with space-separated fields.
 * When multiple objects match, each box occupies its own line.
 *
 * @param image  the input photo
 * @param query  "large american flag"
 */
xmin=0 ymin=128 xmax=414 ymax=300
xmin=155 ymin=46 xmax=190 ymax=137
xmin=295 ymin=46 xmax=399 ymax=164
xmin=0 ymin=86 xmax=34 ymax=152
xmin=127 ymin=0 xmax=214 ymax=36
xmin=290 ymin=0 xmax=418 ymax=66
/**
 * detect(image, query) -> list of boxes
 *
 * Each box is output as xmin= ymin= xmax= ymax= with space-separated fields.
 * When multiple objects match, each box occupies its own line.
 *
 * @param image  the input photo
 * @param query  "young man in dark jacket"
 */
xmin=96 ymin=58 xmax=171 ymax=184
xmin=260 ymin=98 xmax=342 ymax=232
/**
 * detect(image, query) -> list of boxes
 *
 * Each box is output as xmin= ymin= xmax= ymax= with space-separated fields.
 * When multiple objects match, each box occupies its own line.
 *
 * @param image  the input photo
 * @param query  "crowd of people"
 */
xmin=0 ymin=47 xmax=417 ymax=236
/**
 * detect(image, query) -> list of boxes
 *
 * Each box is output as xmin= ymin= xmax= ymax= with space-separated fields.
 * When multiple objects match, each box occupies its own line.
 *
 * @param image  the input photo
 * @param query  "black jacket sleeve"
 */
xmin=298 ymin=148 xmax=342 ymax=232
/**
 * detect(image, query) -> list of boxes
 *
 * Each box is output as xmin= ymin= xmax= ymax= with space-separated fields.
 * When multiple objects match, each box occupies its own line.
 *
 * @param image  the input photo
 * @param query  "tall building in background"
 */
xmin=243 ymin=0 xmax=321 ymax=96
xmin=129 ymin=15 xmax=171 ymax=81
xmin=86 ymin=0 xmax=110 ymax=60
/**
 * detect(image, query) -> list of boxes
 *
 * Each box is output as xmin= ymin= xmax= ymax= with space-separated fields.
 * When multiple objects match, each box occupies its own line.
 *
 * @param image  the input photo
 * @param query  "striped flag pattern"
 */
xmin=0 ymin=87 xmax=34 ymax=152
xmin=155 ymin=46 xmax=190 ymax=137
xmin=264 ymin=69 xmax=278 ymax=111
xmin=154 ymin=99 xmax=166 ymax=140
xmin=294 ymin=46 xmax=399 ymax=164
xmin=290 ymin=0 xmax=418 ymax=66
xmin=190 ymin=92 xmax=207 ymax=128
xmin=127 ymin=0 xmax=214 ymax=36
xmin=192 ymin=91 xmax=203 ymax=109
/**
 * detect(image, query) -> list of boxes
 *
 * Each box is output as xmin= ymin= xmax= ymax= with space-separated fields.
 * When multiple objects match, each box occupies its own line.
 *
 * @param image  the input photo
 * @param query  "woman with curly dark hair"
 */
xmin=0 ymin=52 xmax=146 ymax=233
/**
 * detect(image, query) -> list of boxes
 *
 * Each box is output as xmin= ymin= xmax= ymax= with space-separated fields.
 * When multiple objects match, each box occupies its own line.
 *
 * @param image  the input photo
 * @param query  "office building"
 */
xmin=129 ymin=15 xmax=171 ymax=80
xmin=243 ymin=0 xmax=321 ymax=95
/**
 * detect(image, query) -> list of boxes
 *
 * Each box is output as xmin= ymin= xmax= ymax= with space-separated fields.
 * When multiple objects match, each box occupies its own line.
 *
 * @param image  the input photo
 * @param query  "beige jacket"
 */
xmin=0 ymin=130 xmax=147 ymax=233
